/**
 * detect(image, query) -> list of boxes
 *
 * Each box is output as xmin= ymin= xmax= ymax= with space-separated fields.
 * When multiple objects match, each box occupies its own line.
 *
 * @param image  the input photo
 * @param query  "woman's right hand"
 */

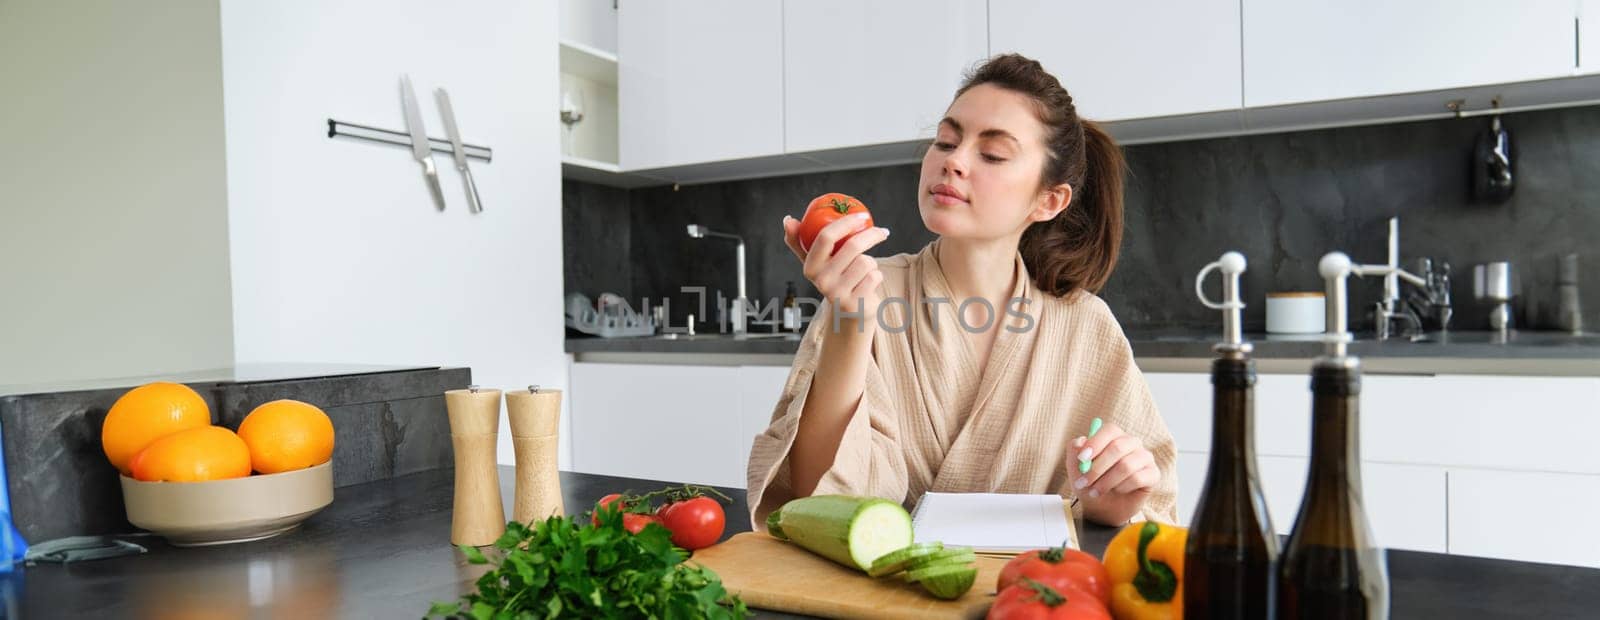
xmin=781 ymin=213 xmax=890 ymax=319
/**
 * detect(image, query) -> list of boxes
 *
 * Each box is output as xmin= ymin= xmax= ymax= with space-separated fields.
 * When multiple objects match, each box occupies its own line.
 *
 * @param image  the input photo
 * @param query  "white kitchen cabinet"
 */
xmin=559 ymin=0 xmax=617 ymax=55
xmin=782 ymin=1 xmax=987 ymax=153
xmin=1258 ymin=455 xmax=1309 ymax=537
xmin=1153 ymin=371 xmax=1516 ymax=554
xmin=1145 ymin=372 xmax=1210 ymax=453
xmin=1242 ymin=0 xmax=1577 ymax=107
xmin=1185 ymin=453 xmax=1446 ymax=553
xmin=1263 ymin=458 xmax=1448 ymax=553
xmin=1174 ymin=451 xmax=1209 ymax=525
xmin=1582 ymin=0 xmax=1599 ymax=74
xmin=1144 ymin=371 xmax=1311 ymax=459
xmin=988 ymin=0 xmax=1243 ymax=121
xmin=1152 ymin=371 xmax=1600 ymax=474
xmin=570 ymin=362 xmax=795 ymax=490
xmin=569 ymin=362 xmax=747 ymax=487
xmin=1449 ymin=469 xmax=1600 ymax=567
xmin=617 ymin=0 xmax=784 ymax=170
xmin=1364 ymin=463 xmax=1447 ymax=553
xmin=1361 ymin=375 xmax=1600 ymax=473
xmin=735 ymin=365 xmax=794 ymax=486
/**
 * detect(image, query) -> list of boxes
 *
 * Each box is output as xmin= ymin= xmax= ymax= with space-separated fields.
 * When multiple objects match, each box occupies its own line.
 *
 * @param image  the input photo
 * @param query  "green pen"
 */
xmin=1078 ymin=417 xmax=1103 ymax=474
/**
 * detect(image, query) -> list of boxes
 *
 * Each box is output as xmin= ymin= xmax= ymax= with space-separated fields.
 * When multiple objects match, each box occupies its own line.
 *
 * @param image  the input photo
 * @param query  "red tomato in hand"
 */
xmin=797 ymin=193 xmax=873 ymax=255
xmin=996 ymin=547 xmax=1112 ymax=607
xmin=988 ymin=580 xmax=1110 ymax=620
xmin=657 ymin=496 xmax=726 ymax=550
xmin=621 ymin=513 xmax=662 ymax=535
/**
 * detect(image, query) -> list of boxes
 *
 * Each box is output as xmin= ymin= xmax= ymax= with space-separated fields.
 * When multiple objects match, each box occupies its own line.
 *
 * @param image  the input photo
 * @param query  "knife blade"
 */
xmin=434 ymin=88 xmax=483 ymax=213
xmin=400 ymin=74 xmax=446 ymax=211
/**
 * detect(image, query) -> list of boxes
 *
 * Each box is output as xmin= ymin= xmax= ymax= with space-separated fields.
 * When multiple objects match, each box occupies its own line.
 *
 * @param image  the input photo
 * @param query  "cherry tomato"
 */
xmin=997 ymin=547 xmax=1112 ymax=607
xmin=797 ymin=192 xmax=873 ymax=255
xmin=622 ymin=513 xmax=661 ymax=535
xmin=657 ymin=496 xmax=726 ymax=551
xmin=592 ymin=493 xmax=629 ymax=526
xmin=987 ymin=580 xmax=1110 ymax=620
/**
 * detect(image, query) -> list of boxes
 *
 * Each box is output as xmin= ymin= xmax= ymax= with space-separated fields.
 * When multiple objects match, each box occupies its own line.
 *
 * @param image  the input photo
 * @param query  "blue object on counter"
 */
xmin=0 ymin=418 xmax=28 ymax=570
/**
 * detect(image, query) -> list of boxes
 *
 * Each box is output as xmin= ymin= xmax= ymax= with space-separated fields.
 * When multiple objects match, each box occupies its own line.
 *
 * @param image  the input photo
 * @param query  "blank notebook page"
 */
xmin=910 ymin=492 xmax=1074 ymax=552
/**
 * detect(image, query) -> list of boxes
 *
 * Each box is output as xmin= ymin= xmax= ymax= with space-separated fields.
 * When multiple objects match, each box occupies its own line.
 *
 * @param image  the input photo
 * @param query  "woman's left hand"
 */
xmin=1069 ymin=422 xmax=1161 ymax=525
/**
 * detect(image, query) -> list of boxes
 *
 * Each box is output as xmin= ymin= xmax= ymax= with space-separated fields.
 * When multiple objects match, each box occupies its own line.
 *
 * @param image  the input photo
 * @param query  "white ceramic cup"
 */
xmin=1266 ymin=292 xmax=1326 ymax=334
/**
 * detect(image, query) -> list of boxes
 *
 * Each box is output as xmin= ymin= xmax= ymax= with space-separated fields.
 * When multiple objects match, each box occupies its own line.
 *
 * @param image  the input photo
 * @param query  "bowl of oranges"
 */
xmin=103 ymin=382 xmax=336 ymax=546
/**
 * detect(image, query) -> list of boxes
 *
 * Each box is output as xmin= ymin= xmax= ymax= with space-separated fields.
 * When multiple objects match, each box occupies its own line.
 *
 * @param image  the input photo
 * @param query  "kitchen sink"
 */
xmin=648 ymin=332 xmax=801 ymax=341
xmin=1143 ymin=331 xmax=1600 ymax=347
xmin=1393 ymin=331 xmax=1600 ymax=346
xmin=735 ymin=333 xmax=800 ymax=340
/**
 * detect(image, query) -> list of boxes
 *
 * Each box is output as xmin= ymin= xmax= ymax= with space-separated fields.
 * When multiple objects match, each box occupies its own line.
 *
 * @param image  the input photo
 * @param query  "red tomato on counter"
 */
xmin=997 ymin=547 xmax=1112 ymax=607
xmin=988 ymin=579 xmax=1111 ymax=620
xmin=591 ymin=493 xmax=630 ymax=526
xmin=656 ymin=496 xmax=726 ymax=551
xmin=622 ymin=513 xmax=662 ymax=535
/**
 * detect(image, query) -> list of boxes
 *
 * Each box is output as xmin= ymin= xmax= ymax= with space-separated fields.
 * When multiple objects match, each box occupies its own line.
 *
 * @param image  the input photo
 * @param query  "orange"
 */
xmin=129 ymin=426 xmax=251 ymax=482
xmin=236 ymin=399 xmax=335 ymax=474
xmin=102 ymin=382 xmax=211 ymax=475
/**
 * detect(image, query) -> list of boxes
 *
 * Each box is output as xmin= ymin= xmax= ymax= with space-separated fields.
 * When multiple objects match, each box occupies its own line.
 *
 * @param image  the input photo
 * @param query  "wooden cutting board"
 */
xmin=691 ymin=533 xmax=1005 ymax=619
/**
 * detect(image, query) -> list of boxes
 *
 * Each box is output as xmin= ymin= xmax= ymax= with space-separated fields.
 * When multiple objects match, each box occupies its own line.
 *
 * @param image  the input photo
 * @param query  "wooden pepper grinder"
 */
xmin=444 ymin=386 xmax=505 ymax=546
xmin=504 ymin=385 xmax=564 ymax=523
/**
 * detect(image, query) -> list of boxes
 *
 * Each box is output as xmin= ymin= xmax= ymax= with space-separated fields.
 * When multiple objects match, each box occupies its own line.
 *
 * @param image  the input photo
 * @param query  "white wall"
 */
xmin=220 ymin=0 xmax=568 ymax=467
xmin=0 ymin=0 xmax=235 ymax=386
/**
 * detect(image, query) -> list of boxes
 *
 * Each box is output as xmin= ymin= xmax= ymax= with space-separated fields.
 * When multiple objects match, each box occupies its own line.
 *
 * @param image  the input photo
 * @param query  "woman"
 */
xmin=747 ymin=54 xmax=1178 ymax=539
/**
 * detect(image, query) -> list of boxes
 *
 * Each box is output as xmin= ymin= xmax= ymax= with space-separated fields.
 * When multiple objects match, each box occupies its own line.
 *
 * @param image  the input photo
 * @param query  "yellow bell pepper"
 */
xmin=1102 ymin=521 xmax=1187 ymax=620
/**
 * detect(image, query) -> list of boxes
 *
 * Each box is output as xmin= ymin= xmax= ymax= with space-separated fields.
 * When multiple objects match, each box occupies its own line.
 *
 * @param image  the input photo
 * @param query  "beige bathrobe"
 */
xmin=746 ymin=240 xmax=1179 ymax=543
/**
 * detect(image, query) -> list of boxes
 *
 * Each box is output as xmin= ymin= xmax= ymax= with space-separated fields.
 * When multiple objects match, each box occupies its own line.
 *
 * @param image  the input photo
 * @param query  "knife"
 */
xmin=434 ymin=88 xmax=483 ymax=213
xmin=400 ymin=74 xmax=446 ymax=211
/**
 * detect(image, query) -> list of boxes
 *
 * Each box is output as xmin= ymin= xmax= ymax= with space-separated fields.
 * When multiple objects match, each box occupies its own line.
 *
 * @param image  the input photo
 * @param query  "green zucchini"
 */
xmin=765 ymin=495 xmax=914 ymax=572
xmin=906 ymin=546 xmax=975 ymax=571
xmin=911 ymin=564 xmax=978 ymax=600
xmin=866 ymin=542 xmax=944 ymax=577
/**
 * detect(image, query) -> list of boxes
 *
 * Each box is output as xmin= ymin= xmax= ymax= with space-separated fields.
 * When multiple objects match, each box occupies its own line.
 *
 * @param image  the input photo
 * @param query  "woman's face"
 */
xmin=917 ymin=83 xmax=1070 ymax=242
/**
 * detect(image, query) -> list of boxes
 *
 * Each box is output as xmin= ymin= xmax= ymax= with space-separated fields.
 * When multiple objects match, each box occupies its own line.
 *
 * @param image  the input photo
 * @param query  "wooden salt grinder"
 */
xmin=444 ymin=386 xmax=505 ymax=546
xmin=505 ymin=385 xmax=564 ymax=522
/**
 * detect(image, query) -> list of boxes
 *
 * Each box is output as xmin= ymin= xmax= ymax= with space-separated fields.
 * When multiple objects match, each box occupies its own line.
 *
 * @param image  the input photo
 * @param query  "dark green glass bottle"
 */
xmin=1185 ymin=356 xmax=1278 ymax=619
xmin=1277 ymin=361 xmax=1389 ymax=619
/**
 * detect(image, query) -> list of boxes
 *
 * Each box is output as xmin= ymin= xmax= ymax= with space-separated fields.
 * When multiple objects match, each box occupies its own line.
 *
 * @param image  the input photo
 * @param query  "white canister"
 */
xmin=1266 ymin=292 xmax=1326 ymax=334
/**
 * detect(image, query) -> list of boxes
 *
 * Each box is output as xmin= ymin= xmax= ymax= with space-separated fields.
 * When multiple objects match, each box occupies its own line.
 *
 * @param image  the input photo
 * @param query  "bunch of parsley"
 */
xmin=427 ymin=509 xmax=749 ymax=619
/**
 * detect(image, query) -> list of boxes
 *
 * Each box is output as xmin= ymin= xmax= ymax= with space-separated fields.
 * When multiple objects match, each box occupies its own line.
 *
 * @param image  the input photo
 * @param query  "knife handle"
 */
xmin=463 ymin=167 xmax=484 ymax=214
xmin=422 ymin=158 xmax=446 ymax=211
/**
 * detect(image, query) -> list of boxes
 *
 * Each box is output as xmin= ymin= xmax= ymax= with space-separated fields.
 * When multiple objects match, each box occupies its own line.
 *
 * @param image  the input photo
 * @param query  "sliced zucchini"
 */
xmin=905 ymin=546 xmax=976 ymax=571
xmin=915 ymin=565 xmax=978 ymax=600
xmin=866 ymin=542 xmax=944 ymax=577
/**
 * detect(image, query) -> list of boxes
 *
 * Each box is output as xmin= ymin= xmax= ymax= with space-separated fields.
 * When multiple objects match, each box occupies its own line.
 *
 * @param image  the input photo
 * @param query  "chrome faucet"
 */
xmin=686 ymin=224 xmax=748 ymax=334
xmin=1344 ymin=217 xmax=1452 ymax=341
xmin=1403 ymin=257 xmax=1453 ymax=333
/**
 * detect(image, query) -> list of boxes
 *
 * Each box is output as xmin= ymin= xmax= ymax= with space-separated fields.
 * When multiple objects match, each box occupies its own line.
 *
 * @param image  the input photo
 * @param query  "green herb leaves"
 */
xmin=427 ymin=510 xmax=749 ymax=619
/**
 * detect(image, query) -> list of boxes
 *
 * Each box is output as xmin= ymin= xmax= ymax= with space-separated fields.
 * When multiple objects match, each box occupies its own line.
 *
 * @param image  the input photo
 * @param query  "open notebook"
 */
xmin=910 ymin=492 xmax=1076 ymax=555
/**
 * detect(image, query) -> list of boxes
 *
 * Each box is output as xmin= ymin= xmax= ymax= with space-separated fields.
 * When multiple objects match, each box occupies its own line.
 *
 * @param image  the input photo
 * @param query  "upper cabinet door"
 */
xmin=1582 ymin=0 xmax=1598 ymax=74
xmin=782 ymin=1 xmax=988 ymax=153
xmin=988 ymin=0 xmax=1243 ymax=122
xmin=1244 ymin=0 xmax=1578 ymax=108
xmin=618 ymin=0 xmax=784 ymax=170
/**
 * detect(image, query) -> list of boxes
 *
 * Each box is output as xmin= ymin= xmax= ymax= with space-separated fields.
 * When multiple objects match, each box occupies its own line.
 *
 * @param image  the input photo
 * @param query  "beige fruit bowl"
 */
xmin=120 ymin=461 xmax=333 ymax=547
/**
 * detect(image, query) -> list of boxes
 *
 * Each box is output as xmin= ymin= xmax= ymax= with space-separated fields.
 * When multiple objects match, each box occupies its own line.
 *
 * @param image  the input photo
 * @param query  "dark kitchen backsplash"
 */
xmin=564 ymin=104 xmax=1600 ymax=333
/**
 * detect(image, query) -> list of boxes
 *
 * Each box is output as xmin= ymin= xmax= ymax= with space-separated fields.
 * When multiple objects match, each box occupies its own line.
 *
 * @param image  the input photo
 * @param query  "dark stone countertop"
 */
xmin=1123 ymin=327 xmax=1600 ymax=360
xmin=566 ymin=329 xmax=1600 ymax=375
xmin=567 ymin=332 xmax=808 ymax=355
xmin=16 ymin=467 xmax=1599 ymax=618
